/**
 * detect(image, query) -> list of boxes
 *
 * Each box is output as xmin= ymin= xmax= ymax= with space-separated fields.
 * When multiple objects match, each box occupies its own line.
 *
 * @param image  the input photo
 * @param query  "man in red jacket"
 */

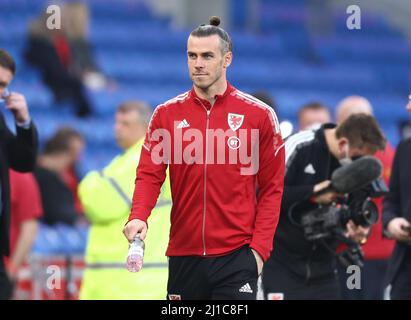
xmin=336 ymin=96 xmax=395 ymax=299
xmin=123 ymin=16 xmax=285 ymax=300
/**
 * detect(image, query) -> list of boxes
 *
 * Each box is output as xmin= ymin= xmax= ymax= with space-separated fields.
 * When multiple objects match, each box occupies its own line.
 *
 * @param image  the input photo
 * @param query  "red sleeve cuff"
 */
xmin=336 ymin=244 xmax=348 ymax=254
xmin=128 ymin=206 xmax=152 ymax=224
xmin=309 ymin=196 xmax=317 ymax=204
xmin=249 ymin=242 xmax=269 ymax=262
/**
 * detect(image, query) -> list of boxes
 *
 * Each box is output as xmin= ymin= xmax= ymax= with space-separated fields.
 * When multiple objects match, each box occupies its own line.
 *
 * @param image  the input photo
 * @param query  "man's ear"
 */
xmin=223 ymin=51 xmax=232 ymax=68
xmin=337 ymin=137 xmax=349 ymax=155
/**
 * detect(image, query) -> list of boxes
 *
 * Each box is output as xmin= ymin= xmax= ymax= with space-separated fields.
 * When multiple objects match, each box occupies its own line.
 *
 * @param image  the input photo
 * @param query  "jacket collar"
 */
xmin=190 ymin=81 xmax=235 ymax=107
xmin=317 ymin=123 xmax=336 ymax=151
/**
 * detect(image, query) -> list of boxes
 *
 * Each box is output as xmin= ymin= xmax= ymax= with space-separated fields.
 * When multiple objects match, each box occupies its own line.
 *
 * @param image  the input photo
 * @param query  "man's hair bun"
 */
xmin=209 ymin=16 xmax=221 ymax=27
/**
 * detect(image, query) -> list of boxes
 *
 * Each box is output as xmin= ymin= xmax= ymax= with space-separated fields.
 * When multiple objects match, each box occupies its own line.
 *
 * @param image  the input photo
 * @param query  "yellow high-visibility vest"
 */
xmin=78 ymin=139 xmax=171 ymax=300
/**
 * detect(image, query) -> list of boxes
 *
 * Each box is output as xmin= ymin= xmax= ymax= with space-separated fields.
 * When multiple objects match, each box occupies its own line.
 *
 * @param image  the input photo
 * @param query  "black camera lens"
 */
xmin=352 ymin=199 xmax=378 ymax=227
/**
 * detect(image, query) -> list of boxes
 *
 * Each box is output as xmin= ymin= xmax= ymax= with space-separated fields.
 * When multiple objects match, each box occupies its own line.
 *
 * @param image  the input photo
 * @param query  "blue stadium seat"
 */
xmin=1 ymin=0 xmax=409 ymax=170
xmin=32 ymin=224 xmax=63 ymax=255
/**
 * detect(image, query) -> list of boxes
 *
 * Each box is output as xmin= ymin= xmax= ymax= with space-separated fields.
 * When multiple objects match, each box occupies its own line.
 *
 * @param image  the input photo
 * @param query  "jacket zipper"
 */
xmin=195 ymin=98 xmax=214 ymax=256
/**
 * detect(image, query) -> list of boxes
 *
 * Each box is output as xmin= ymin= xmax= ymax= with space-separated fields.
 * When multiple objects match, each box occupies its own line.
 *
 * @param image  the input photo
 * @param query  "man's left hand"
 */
xmin=5 ymin=92 xmax=30 ymax=124
xmin=346 ymin=220 xmax=370 ymax=244
xmin=251 ymin=248 xmax=264 ymax=276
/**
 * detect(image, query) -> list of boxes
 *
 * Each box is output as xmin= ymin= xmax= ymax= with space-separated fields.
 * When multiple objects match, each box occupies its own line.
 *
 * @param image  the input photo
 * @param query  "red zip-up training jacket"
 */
xmin=128 ymin=82 xmax=285 ymax=261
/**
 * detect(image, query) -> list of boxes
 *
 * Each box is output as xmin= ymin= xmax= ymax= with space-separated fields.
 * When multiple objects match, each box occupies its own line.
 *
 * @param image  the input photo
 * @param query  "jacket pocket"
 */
xmin=247 ymin=247 xmax=259 ymax=278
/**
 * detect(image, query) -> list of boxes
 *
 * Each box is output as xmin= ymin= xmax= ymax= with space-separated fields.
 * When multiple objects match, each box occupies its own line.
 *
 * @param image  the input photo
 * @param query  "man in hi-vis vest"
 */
xmin=79 ymin=101 xmax=171 ymax=299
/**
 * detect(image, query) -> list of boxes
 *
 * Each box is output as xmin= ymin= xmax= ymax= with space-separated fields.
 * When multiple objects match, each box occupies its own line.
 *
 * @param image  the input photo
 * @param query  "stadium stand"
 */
xmin=0 ymin=0 xmax=410 ymax=299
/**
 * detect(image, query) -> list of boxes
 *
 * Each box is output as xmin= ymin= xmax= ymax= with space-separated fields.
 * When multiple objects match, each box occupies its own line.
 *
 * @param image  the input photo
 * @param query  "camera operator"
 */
xmin=262 ymin=114 xmax=386 ymax=300
xmin=383 ymin=97 xmax=411 ymax=300
xmin=335 ymin=96 xmax=395 ymax=300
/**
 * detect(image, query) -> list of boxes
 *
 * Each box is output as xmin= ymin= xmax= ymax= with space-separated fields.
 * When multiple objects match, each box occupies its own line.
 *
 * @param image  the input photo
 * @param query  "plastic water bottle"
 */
xmin=126 ymin=233 xmax=145 ymax=272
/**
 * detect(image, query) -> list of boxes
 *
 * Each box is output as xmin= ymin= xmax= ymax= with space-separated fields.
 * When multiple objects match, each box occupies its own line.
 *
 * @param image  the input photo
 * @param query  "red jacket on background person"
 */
xmin=4 ymin=170 xmax=43 ymax=270
xmin=62 ymin=167 xmax=83 ymax=215
xmin=362 ymin=142 xmax=395 ymax=260
xmin=128 ymin=83 xmax=285 ymax=261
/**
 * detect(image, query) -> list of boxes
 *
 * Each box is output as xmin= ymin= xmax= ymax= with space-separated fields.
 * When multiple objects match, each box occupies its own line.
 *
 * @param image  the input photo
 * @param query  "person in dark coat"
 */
xmin=0 ymin=49 xmax=39 ymax=299
xmin=383 ymin=97 xmax=411 ymax=300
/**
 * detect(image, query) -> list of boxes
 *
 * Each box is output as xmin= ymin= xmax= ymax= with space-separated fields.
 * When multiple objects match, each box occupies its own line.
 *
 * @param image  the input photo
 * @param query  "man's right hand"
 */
xmin=387 ymin=218 xmax=411 ymax=243
xmin=312 ymin=180 xmax=340 ymax=204
xmin=123 ymin=219 xmax=148 ymax=243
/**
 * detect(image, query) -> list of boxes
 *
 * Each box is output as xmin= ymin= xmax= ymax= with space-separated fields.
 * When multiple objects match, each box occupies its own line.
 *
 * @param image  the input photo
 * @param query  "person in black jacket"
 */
xmin=383 ymin=98 xmax=411 ymax=300
xmin=24 ymin=12 xmax=93 ymax=117
xmin=262 ymin=114 xmax=386 ymax=300
xmin=34 ymin=128 xmax=84 ymax=226
xmin=0 ymin=49 xmax=38 ymax=299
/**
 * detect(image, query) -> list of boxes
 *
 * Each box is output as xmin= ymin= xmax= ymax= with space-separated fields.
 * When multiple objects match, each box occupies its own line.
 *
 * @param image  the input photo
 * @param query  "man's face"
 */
xmin=299 ymin=109 xmax=331 ymax=130
xmin=68 ymin=137 xmax=84 ymax=165
xmin=337 ymin=138 xmax=375 ymax=161
xmin=187 ymin=35 xmax=231 ymax=90
xmin=114 ymin=110 xmax=143 ymax=150
xmin=0 ymin=65 xmax=13 ymax=97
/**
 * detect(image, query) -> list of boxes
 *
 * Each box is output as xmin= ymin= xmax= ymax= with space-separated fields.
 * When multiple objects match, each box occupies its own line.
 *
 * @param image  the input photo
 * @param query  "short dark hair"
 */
xmin=117 ymin=100 xmax=151 ymax=126
xmin=252 ymin=91 xmax=279 ymax=117
xmin=43 ymin=127 xmax=83 ymax=155
xmin=298 ymin=102 xmax=330 ymax=119
xmin=190 ymin=16 xmax=232 ymax=54
xmin=336 ymin=114 xmax=386 ymax=153
xmin=0 ymin=49 xmax=16 ymax=75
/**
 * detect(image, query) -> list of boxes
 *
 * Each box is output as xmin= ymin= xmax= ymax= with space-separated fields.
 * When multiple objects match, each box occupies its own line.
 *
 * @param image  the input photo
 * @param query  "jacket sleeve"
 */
xmin=128 ymin=106 xmax=168 ymax=223
xmin=250 ymin=111 xmax=285 ymax=262
xmin=5 ymin=118 xmax=38 ymax=172
xmin=281 ymin=184 xmax=315 ymax=211
xmin=382 ymin=141 xmax=402 ymax=229
xmin=281 ymin=143 xmax=315 ymax=213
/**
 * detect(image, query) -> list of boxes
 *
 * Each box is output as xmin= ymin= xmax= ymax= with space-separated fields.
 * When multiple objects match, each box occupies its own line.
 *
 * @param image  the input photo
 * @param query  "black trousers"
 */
xmin=0 ymin=258 xmax=13 ymax=300
xmin=262 ymin=258 xmax=341 ymax=300
xmin=337 ymin=259 xmax=389 ymax=300
xmin=391 ymin=252 xmax=411 ymax=300
xmin=167 ymin=245 xmax=258 ymax=300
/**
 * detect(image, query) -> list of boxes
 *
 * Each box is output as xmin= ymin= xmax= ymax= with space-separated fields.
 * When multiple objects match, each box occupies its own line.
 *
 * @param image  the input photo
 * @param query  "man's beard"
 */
xmin=193 ymin=72 xmax=221 ymax=91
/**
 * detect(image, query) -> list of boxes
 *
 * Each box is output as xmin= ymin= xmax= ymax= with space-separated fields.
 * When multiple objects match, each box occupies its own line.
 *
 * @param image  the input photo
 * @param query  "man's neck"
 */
xmin=122 ymin=134 xmax=145 ymax=151
xmin=38 ymin=155 xmax=67 ymax=174
xmin=194 ymin=78 xmax=227 ymax=106
xmin=324 ymin=128 xmax=340 ymax=159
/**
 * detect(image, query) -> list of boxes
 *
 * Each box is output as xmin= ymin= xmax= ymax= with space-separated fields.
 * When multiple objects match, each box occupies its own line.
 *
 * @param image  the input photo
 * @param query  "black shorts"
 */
xmin=167 ymin=245 xmax=258 ymax=300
